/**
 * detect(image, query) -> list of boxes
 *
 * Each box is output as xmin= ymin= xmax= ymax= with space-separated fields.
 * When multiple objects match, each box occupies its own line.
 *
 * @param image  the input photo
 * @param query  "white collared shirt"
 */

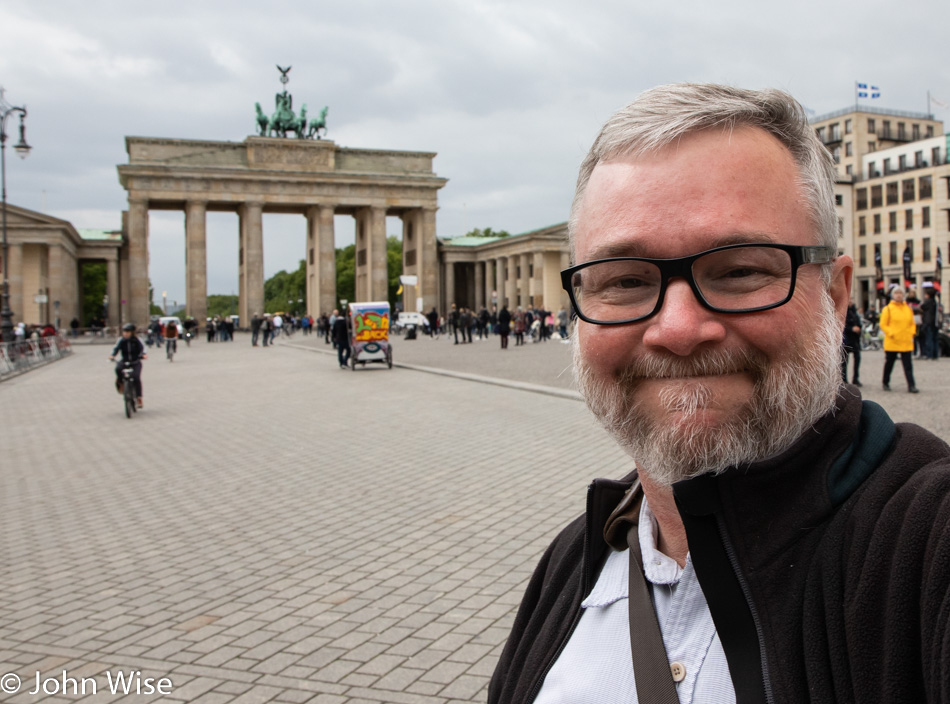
xmin=534 ymin=497 xmax=736 ymax=704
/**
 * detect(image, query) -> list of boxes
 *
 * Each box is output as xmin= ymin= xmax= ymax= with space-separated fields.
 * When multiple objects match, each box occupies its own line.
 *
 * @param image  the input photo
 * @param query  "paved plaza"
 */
xmin=3 ymin=331 xmax=950 ymax=703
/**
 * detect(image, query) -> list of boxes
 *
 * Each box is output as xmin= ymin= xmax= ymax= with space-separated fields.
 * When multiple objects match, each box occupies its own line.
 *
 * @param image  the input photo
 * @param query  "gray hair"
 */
xmin=569 ymin=84 xmax=838 ymax=269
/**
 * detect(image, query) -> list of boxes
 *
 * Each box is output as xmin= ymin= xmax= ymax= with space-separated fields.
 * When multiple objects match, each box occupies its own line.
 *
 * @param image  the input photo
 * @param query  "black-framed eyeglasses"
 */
xmin=561 ymin=243 xmax=834 ymax=325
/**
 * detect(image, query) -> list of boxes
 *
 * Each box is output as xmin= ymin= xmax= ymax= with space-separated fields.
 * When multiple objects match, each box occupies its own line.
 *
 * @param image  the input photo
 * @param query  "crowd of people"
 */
xmin=398 ymin=303 xmax=571 ymax=349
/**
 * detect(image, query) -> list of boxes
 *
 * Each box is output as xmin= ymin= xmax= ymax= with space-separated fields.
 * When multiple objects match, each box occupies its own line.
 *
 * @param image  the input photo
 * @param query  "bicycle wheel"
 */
xmin=124 ymin=389 xmax=134 ymax=418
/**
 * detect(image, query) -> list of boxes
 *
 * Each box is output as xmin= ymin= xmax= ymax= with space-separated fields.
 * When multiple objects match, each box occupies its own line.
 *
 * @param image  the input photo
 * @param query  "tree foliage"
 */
xmin=207 ymin=295 xmax=238 ymax=319
xmin=264 ymin=260 xmax=306 ymax=314
xmin=80 ymin=262 xmax=107 ymax=325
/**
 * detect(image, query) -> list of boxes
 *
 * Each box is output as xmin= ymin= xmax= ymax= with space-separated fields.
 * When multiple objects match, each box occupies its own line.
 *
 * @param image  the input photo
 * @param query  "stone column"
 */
xmin=485 ymin=259 xmax=495 ymax=308
xmin=520 ymin=253 xmax=531 ymax=308
xmin=497 ymin=256 xmax=507 ymax=309
xmin=185 ymin=201 xmax=208 ymax=325
xmin=127 ymin=197 xmax=149 ymax=326
xmin=306 ymin=205 xmax=336 ymax=315
xmin=474 ymin=261 xmax=484 ymax=309
xmin=444 ymin=260 xmax=455 ymax=312
xmin=47 ymin=245 xmax=66 ymax=327
xmin=420 ymin=207 xmax=438 ymax=313
xmin=368 ymin=206 xmax=388 ymax=301
xmin=107 ymin=257 xmax=120 ymax=326
xmin=507 ymin=254 xmax=519 ymax=308
xmin=533 ymin=252 xmax=545 ymax=308
xmin=7 ymin=243 xmax=23 ymax=325
xmin=240 ymin=202 xmax=264 ymax=323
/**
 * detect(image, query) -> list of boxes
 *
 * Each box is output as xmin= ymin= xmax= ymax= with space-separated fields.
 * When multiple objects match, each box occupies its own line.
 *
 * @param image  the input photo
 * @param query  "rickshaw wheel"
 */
xmin=350 ymin=354 xmax=356 ymax=370
xmin=387 ymin=351 xmax=393 ymax=369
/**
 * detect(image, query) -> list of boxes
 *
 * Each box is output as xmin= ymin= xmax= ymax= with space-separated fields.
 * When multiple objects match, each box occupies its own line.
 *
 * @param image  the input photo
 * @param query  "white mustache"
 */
xmin=616 ymin=348 xmax=768 ymax=385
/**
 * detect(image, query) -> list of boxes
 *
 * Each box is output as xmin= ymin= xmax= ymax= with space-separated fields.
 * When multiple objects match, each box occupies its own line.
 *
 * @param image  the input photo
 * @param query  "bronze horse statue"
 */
xmin=308 ymin=106 xmax=329 ymax=139
xmin=254 ymin=103 xmax=269 ymax=136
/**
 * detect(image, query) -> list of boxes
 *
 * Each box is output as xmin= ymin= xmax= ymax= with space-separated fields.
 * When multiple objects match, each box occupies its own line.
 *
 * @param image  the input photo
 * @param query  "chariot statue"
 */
xmin=253 ymin=66 xmax=329 ymax=140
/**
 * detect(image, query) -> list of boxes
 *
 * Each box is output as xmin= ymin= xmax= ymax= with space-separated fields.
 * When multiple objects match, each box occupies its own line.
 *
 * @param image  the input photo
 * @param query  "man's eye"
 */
xmin=615 ymin=277 xmax=647 ymax=288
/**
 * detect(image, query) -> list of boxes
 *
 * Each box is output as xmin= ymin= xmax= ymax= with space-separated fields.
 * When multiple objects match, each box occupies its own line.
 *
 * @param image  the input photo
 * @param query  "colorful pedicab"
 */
xmin=349 ymin=301 xmax=393 ymax=370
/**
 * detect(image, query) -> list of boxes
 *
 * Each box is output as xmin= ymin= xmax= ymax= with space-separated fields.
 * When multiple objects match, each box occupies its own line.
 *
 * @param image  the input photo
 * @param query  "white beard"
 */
xmin=574 ymin=293 xmax=843 ymax=488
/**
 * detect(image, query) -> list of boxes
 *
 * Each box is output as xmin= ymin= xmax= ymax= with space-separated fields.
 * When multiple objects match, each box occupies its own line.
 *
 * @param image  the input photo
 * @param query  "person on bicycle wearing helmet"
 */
xmin=109 ymin=323 xmax=147 ymax=408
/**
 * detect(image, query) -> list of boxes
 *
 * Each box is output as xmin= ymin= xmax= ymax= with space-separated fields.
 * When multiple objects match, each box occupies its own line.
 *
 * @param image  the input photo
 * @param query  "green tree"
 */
xmin=207 ymin=295 xmax=239 ymax=319
xmin=79 ymin=262 xmax=107 ymax=325
xmin=335 ymin=244 xmax=356 ymax=309
xmin=387 ymin=236 xmax=402 ymax=308
xmin=264 ymin=260 xmax=306 ymax=313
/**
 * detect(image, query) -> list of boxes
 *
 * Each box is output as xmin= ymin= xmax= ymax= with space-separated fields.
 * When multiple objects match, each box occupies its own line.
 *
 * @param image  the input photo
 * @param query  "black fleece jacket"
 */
xmin=488 ymin=390 xmax=950 ymax=704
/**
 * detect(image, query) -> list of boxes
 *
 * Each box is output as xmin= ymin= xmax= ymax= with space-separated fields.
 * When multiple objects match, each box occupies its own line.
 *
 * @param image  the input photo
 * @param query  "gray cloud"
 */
xmin=3 ymin=0 xmax=949 ymax=303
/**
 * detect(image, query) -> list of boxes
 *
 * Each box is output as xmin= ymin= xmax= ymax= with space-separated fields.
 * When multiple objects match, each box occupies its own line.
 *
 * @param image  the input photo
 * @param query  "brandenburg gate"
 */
xmin=116 ymin=136 xmax=446 ymax=326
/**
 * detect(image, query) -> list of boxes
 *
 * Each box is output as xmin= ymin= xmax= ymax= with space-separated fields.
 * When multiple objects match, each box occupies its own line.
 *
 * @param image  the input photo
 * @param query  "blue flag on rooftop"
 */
xmin=857 ymin=82 xmax=881 ymax=99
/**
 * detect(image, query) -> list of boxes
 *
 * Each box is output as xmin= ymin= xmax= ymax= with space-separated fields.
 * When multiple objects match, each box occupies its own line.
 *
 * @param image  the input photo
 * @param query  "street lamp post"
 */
xmin=1 ymin=87 xmax=32 ymax=343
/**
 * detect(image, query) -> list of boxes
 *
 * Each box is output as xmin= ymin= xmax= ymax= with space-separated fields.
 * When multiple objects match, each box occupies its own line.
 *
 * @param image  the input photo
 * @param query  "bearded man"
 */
xmin=489 ymin=84 xmax=950 ymax=704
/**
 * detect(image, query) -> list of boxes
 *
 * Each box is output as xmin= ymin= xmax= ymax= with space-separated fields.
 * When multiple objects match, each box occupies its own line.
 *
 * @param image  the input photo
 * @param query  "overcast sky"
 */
xmin=4 ymin=0 xmax=949 ymax=305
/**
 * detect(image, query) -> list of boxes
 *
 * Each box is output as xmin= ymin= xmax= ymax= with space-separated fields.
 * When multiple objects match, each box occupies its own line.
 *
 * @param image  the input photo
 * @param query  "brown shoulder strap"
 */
xmin=627 ymin=522 xmax=680 ymax=704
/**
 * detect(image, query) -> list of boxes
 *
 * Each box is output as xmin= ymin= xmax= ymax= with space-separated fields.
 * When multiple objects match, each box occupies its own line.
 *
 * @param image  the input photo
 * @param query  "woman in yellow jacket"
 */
xmin=880 ymin=287 xmax=919 ymax=393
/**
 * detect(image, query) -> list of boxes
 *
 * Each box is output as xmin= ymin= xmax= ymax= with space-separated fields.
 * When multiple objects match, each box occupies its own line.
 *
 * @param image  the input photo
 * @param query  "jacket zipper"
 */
xmin=524 ymin=485 xmax=599 ymax=704
xmin=715 ymin=512 xmax=775 ymax=704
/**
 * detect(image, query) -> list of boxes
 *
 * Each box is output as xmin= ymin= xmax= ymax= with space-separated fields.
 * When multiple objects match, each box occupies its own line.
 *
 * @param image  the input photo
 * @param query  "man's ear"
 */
xmin=829 ymin=255 xmax=854 ymax=322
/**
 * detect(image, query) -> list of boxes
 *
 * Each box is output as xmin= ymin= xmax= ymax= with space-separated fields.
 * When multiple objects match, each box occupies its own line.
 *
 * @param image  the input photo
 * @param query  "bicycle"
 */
xmin=859 ymin=322 xmax=882 ymax=351
xmin=119 ymin=362 xmax=137 ymax=418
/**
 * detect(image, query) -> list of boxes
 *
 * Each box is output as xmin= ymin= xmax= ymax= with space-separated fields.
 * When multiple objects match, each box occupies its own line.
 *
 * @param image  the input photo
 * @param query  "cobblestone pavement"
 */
xmin=1 ymin=337 xmax=629 ymax=704
xmin=4 ymin=333 xmax=950 ymax=703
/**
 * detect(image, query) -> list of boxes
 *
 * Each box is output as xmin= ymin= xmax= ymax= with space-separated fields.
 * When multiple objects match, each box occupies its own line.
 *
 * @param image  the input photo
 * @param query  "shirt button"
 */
xmin=670 ymin=661 xmax=686 ymax=682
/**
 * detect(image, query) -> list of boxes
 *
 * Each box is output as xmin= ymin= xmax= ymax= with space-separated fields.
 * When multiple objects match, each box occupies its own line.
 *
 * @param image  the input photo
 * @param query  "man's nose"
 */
xmin=640 ymin=278 xmax=727 ymax=356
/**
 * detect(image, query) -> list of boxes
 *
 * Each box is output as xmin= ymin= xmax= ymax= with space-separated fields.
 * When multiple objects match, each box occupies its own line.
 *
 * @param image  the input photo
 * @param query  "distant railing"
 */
xmin=0 ymin=335 xmax=73 ymax=380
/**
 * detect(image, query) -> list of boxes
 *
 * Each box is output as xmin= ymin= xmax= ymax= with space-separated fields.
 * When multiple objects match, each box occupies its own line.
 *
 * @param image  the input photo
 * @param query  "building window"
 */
xmin=933 ymin=146 xmax=941 ymax=166
xmin=832 ymin=146 xmax=841 ymax=164
xmin=882 ymin=120 xmax=891 ymax=138
xmin=868 ymin=118 xmax=876 ymax=133
xmin=919 ymin=175 xmax=933 ymax=199
xmin=923 ymin=238 xmax=931 ymax=262
xmin=915 ymin=150 xmax=924 ymax=167
xmin=874 ymin=214 xmax=881 ymax=234
xmin=886 ymin=182 xmax=899 ymax=205
xmin=859 ymin=216 xmax=866 ymax=236
xmin=816 ymin=127 xmax=825 ymax=142
xmin=889 ymin=241 xmax=897 ymax=265
xmin=871 ymin=185 xmax=883 ymax=208
xmin=846 ymin=165 xmax=853 ymax=176
xmin=889 ymin=212 xmax=898 ymax=232
xmin=926 ymin=125 xmax=934 ymax=138
xmin=899 ymin=155 xmax=907 ymax=171
xmin=829 ymin=124 xmax=841 ymax=141
xmin=868 ymin=141 xmax=876 ymax=152
xmin=883 ymin=158 xmax=892 ymax=175
xmin=845 ymin=142 xmax=853 ymax=157
xmin=868 ymin=161 xmax=877 ymax=178
xmin=902 ymin=178 xmax=916 ymax=202
xmin=923 ymin=206 xmax=931 ymax=228
xmin=859 ymin=244 xmax=867 ymax=267
xmin=875 ymin=243 xmax=881 ymax=266
xmin=905 ymin=209 xmax=914 ymax=229
xmin=906 ymin=239 xmax=914 ymax=261
xmin=913 ymin=124 xmax=921 ymax=140
xmin=898 ymin=122 xmax=906 ymax=140
xmin=835 ymin=194 xmax=843 ymax=206
xmin=856 ymin=188 xmax=867 ymax=210
xmin=845 ymin=118 xmax=852 ymax=134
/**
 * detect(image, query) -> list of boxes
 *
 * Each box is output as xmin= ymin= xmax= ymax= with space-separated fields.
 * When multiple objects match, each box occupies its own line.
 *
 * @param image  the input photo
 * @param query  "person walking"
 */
xmin=880 ymin=287 xmax=918 ymax=393
xmin=513 ymin=307 xmax=525 ymax=346
xmin=332 ymin=312 xmax=351 ymax=368
xmin=498 ymin=305 xmax=511 ymax=349
xmin=250 ymin=313 xmax=262 ymax=347
xmin=920 ymin=288 xmax=939 ymax=359
xmin=449 ymin=304 xmax=460 ymax=344
xmin=841 ymin=302 xmax=862 ymax=386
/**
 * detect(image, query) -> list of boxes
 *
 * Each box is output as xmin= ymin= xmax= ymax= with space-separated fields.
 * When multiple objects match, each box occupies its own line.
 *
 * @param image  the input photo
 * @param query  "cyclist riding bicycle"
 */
xmin=164 ymin=319 xmax=179 ymax=360
xmin=109 ymin=323 xmax=147 ymax=408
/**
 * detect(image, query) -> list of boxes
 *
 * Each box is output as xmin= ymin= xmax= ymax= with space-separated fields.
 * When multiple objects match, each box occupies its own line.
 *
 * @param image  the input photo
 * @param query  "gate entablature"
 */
xmin=117 ymin=135 xmax=446 ymax=326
